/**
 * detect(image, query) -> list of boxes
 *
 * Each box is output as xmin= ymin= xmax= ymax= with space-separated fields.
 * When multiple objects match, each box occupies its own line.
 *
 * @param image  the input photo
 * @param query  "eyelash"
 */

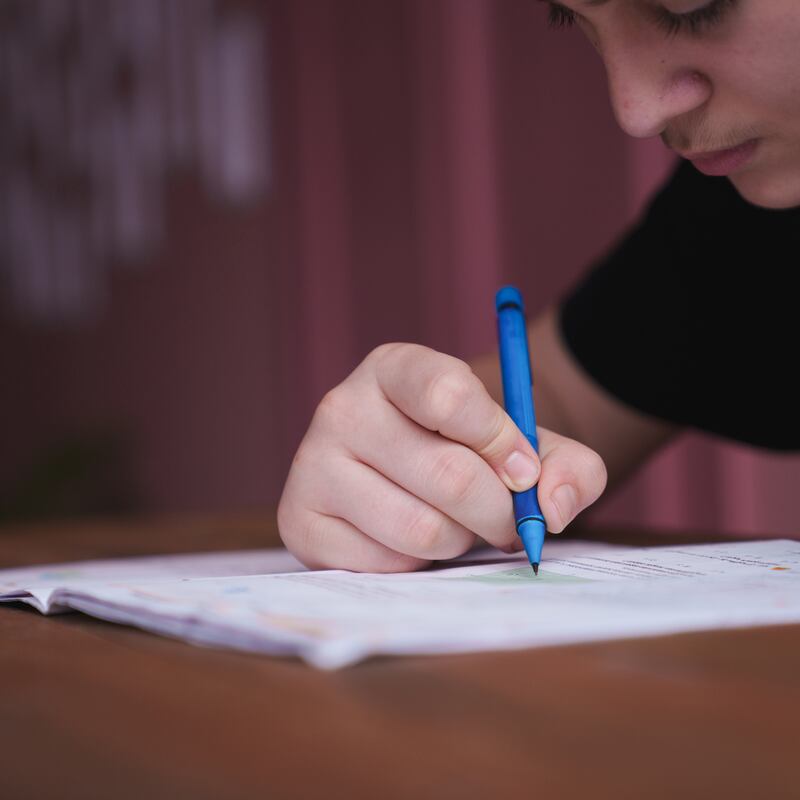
xmin=547 ymin=0 xmax=737 ymax=37
xmin=546 ymin=5 xmax=577 ymax=29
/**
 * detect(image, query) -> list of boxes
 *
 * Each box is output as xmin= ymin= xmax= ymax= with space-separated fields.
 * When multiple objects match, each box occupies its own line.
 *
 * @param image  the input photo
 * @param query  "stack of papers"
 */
xmin=2 ymin=539 xmax=799 ymax=668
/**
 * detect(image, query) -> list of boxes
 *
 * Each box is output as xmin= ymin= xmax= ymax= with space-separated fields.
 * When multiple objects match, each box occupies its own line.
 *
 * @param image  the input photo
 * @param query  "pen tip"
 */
xmin=532 ymin=563 xmax=539 ymax=576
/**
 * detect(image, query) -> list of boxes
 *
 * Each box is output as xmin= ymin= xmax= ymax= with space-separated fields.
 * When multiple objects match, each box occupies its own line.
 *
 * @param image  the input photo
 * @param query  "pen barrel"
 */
xmin=496 ymin=286 xmax=544 ymax=529
xmin=496 ymin=292 xmax=539 ymax=449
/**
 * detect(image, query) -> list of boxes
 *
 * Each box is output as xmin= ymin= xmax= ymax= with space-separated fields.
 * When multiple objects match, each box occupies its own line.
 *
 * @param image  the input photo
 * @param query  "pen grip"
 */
xmin=513 ymin=488 xmax=542 ymax=524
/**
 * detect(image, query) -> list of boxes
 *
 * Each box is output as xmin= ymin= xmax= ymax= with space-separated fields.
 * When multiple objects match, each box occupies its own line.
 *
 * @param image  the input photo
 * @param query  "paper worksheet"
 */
xmin=1 ymin=539 xmax=799 ymax=668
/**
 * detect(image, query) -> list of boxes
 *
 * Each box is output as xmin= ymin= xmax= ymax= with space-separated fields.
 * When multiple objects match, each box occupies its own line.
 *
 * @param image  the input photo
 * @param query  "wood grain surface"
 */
xmin=1 ymin=517 xmax=798 ymax=800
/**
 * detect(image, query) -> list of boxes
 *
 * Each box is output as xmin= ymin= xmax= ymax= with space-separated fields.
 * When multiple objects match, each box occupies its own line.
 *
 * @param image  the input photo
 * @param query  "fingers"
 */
xmin=278 ymin=454 xmax=476 ymax=570
xmin=284 ymin=511 xmax=429 ymax=573
xmin=319 ymin=386 xmax=519 ymax=550
xmin=318 ymin=457 xmax=477 ymax=560
xmin=278 ymin=342 xmax=609 ymax=574
xmin=535 ymin=427 xmax=608 ymax=533
xmin=373 ymin=344 xmax=541 ymax=493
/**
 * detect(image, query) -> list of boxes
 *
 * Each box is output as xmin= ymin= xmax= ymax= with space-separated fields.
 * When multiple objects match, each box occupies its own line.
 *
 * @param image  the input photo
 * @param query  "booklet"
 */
xmin=2 ymin=539 xmax=798 ymax=668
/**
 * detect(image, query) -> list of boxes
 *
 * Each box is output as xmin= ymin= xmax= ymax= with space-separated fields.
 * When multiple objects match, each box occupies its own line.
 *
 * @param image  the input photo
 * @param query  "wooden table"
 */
xmin=1 ymin=517 xmax=799 ymax=800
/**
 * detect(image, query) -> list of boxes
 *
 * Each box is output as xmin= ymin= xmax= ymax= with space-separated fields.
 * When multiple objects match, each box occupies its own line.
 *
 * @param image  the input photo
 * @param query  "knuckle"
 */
xmin=403 ymin=505 xmax=449 ymax=557
xmin=430 ymin=449 xmax=480 ymax=509
xmin=276 ymin=493 xmax=293 ymax=543
xmin=288 ymin=437 xmax=314 ymax=471
xmin=584 ymin=449 xmax=608 ymax=494
xmin=367 ymin=341 xmax=410 ymax=366
xmin=555 ymin=447 xmax=607 ymax=505
xmin=277 ymin=501 xmax=321 ymax=565
xmin=426 ymin=365 xmax=474 ymax=427
xmin=473 ymin=407 xmax=509 ymax=458
xmin=295 ymin=512 xmax=332 ymax=566
xmin=313 ymin=387 xmax=351 ymax=430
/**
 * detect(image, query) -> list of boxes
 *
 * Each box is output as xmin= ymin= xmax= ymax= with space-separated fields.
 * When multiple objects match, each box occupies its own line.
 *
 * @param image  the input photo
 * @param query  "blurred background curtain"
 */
xmin=1 ymin=0 xmax=797 ymax=536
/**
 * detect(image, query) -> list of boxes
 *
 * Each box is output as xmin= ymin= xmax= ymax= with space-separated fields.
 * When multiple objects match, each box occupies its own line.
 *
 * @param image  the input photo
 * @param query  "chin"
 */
xmin=729 ymin=166 xmax=800 ymax=210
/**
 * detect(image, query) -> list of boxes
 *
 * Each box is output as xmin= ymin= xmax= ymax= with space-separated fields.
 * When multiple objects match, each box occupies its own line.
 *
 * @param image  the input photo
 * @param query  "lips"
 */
xmin=682 ymin=139 xmax=760 ymax=177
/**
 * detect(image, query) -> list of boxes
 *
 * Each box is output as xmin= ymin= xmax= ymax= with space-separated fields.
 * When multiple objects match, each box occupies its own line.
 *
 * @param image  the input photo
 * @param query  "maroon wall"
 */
xmin=2 ymin=0 xmax=798 ymax=536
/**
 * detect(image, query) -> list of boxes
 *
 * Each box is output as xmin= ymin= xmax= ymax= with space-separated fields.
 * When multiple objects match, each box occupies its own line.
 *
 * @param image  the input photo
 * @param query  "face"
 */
xmin=545 ymin=0 xmax=800 ymax=208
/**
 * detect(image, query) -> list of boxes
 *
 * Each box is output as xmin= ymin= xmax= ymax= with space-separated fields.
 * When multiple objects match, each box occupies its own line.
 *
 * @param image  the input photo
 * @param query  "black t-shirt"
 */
xmin=559 ymin=160 xmax=799 ymax=451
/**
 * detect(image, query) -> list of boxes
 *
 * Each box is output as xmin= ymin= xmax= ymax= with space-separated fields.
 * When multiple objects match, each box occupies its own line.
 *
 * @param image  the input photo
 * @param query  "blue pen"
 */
xmin=495 ymin=286 xmax=546 ymax=575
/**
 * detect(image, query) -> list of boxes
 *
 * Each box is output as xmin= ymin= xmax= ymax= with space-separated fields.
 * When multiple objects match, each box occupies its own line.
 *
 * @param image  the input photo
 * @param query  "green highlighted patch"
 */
xmin=448 ymin=567 xmax=592 ymax=585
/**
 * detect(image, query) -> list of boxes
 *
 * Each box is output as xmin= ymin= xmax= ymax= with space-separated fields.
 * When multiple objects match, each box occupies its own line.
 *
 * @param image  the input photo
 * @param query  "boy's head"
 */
xmin=545 ymin=0 xmax=800 ymax=208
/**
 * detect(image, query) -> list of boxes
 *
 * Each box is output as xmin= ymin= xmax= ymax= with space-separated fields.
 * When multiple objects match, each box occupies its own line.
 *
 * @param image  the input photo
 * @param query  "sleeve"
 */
xmin=556 ymin=159 xmax=800 ymax=450
xmin=558 ymin=161 xmax=699 ymax=426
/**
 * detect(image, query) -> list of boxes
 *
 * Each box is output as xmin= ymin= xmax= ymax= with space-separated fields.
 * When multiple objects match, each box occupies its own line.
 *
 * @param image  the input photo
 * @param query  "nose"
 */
xmin=603 ymin=43 xmax=712 ymax=139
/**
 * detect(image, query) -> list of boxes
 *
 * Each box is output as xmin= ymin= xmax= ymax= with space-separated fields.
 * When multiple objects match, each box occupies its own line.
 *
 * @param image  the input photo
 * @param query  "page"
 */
xmin=2 ymin=539 xmax=797 ymax=669
xmin=0 ymin=539 xmax=612 ymax=612
xmin=0 ymin=548 xmax=305 ymax=612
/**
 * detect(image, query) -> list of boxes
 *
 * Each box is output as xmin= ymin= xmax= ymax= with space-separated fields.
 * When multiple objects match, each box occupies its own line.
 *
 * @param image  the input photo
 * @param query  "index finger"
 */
xmin=373 ymin=344 xmax=540 ymax=492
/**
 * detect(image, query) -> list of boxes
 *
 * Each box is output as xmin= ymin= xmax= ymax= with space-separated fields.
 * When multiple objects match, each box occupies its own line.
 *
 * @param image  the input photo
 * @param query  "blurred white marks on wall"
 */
xmin=0 ymin=0 xmax=272 ymax=326
xmin=214 ymin=14 xmax=271 ymax=203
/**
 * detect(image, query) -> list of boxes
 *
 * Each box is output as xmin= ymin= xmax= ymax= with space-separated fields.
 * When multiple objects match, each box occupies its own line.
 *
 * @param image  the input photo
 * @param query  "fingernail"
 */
xmin=510 ymin=538 xmax=525 ymax=553
xmin=502 ymin=450 xmax=539 ymax=491
xmin=551 ymin=484 xmax=577 ymax=532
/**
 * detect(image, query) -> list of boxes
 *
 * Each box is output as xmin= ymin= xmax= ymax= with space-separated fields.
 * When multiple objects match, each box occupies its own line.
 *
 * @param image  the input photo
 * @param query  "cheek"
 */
xmin=716 ymin=6 xmax=800 ymax=126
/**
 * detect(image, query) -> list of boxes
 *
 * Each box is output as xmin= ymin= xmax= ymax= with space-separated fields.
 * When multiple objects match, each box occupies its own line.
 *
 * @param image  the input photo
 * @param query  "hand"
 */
xmin=277 ymin=343 xmax=607 ymax=572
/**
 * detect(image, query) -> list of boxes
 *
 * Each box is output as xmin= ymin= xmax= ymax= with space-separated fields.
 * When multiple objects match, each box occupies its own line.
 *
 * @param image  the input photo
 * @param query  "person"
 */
xmin=277 ymin=0 xmax=800 ymax=572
